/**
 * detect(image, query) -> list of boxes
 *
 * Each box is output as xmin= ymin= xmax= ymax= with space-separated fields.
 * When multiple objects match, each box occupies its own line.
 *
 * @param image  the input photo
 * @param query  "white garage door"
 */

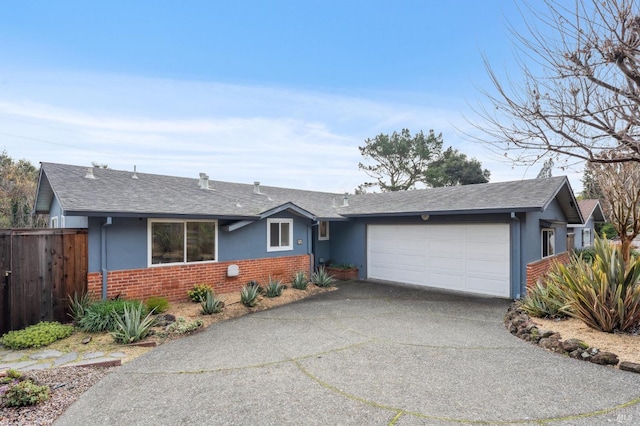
xmin=367 ymin=224 xmax=510 ymax=297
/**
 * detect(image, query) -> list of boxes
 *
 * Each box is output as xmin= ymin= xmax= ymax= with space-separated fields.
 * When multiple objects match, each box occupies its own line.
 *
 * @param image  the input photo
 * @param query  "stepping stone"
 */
xmin=22 ymin=362 xmax=53 ymax=371
xmin=30 ymin=349 xmax=64 ymax=360
xmin=109 ymin=352 xmax=126 ymax=358
xmin=0 ymin=360 xmax=38 ymax=370
xmin=54 ymin=352 xmax=79 ymax=366
xmin=82 ymin=351 xmax=104 ymax=360
xmin=63 ymin=357 xmax=121 ymax=368
xmin=3 ymin=352 xmax=25 ymax=362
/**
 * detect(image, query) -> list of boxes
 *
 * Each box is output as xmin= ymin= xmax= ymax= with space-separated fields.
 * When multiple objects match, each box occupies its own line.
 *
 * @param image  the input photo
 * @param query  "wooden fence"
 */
xmin=0 ymin=229 xmax=87 ymax=334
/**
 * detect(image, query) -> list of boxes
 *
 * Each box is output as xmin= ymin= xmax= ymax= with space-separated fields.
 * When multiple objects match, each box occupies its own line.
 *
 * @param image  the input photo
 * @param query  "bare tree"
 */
xmin=475 ymin=0 xmax=640 ymax=166
xmin=591 ymin=151 xmax=640 ymax=263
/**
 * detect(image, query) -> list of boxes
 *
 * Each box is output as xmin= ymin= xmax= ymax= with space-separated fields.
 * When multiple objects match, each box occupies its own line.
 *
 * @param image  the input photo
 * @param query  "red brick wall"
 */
xmin=87 ymin=255 xmax=311 ymax=302
xmin=526 ymin=251 xmax=571 ymax=290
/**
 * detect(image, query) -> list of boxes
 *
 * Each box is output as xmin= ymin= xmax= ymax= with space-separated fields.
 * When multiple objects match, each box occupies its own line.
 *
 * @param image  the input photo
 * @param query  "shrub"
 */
xmin=331 ymin=263 xmax=357 ymax=270
xmin=145 ymin=296 xmax=170 ymax=314
xmin=187 ymin=284 xmax=213 ymax=303
xmin=0 ymin=322 xmax=74 ymax=350
xmin=311 ymin=266 xmax=334 ymax=288
xmin=67 ymin=291 xmax=92 ymax=324
xmin=165 ymin=317 xmax=203 ymax=335
xmin=246 ymin=280 xmax=264 ymax=294
xmin=200 ymin=290 xmax=224 ymax=315
xmin=574 ymin=247 xmax=597 ymax=263
xmin=263 ymin=277 xmax=285 ymax=298
xmin=2 ymin=379 xmax=50 ymax=407
xmin=110 ymin=303 xmax=157 ymax=344
xmin=240 ymin=284 xmax=260 ymax=307
xmin=520 ymin=280 xmax=567 ymax=318
xmin=545 ymin=236 xmax=640 ymax=332
xmin=78 ymin=299 xmax=146 ymax=333
xmin=291 ymin=271 xmax=308 ymax=290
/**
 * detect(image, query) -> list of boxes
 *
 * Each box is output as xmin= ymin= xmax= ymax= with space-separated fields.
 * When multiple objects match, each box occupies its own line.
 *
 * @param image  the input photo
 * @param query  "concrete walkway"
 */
xmin=55 ymin=281 xmax=640 ymax=425
xmin=0 ymin=349 xmax=124 ymax=371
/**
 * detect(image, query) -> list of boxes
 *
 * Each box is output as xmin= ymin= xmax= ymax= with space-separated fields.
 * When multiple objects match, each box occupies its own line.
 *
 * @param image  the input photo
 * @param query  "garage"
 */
xmin=367 ymin=223 xmax=511 ymax=298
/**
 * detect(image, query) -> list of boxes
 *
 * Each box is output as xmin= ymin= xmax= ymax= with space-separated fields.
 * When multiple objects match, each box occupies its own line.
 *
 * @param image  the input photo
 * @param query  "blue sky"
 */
xmin=0 ymin=1 xmax=583 ymax=193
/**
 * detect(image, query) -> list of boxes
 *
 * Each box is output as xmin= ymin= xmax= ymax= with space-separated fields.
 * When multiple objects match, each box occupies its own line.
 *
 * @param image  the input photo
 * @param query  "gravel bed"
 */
xmin=0 ymin=367 xmax=114 ymax=425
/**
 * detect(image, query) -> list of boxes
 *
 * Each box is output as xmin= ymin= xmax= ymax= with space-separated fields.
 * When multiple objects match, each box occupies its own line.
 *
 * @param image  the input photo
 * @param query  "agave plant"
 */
xmin=519 ymin=280 xmax=566 ymax=318
xmin=263 ymin=277 xmax=285 ymax=298
xmin=200 ymin=290 xmax=224 ymax=315
xmin=545 ymin=236 xmax=640 ymax=332
xmin=240 ymin=284 xmax=260 ymax=307
xmin=311 ymin=266 xmax=334 ymax=288
xmin=110 ymin=303 xmax=156 ymax=344
xmin=67 ymin=291 xmax=92 ymax=324
xmin=291 ymin=271 xmax=308 ymax=290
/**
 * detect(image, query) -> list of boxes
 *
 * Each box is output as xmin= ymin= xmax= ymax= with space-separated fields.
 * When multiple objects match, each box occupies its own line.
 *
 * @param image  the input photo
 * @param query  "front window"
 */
xmin=318 ymin=221 xmax=329 ymax=241
xmin=267 ymin=218 xmax=293 ymax=251
xmin=542 ymin=228 xmax=555 ymax=258
xmin=150 ymin=220 xmax=217 ymax=265
xmin=582 ymin=228 xmax=591 ymax=248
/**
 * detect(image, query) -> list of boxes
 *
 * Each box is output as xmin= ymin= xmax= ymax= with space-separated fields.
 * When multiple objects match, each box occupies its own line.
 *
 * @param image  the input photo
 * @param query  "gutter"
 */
xmin=101 ymin=217 xmax=112 ymax=300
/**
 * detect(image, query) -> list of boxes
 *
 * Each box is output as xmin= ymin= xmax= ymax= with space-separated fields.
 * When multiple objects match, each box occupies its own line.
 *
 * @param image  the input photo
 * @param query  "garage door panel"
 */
xmin=367 ymin=224 xmax=510 ymax=298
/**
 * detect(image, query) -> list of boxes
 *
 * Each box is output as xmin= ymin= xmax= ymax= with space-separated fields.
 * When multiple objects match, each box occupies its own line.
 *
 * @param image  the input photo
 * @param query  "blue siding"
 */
xmin=87 ymin=213 xmax=311 ymax=272
xmin=329 ymin=220 xmax=367 ymax=278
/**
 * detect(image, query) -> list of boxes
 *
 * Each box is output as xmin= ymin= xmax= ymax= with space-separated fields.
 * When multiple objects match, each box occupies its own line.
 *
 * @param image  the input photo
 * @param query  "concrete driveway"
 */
xmin=56 ymin=281 xmax=640 ymax=425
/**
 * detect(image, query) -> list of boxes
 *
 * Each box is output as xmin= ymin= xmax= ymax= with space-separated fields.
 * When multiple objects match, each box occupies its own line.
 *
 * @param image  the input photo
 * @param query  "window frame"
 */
xmin=267 ymin=218 xmax=293 ymax=252
xmin=148 ymin=219 xmax=218 ymax=267
xmin=582 ymin=228 xmax=591 ymax=248
xmin=50 ymin=216 xmax=59 ymax=229
xmin=541 ymin=228 xmax=555 ymax=258
xmin=318 ymin=220 xmax=330 ymax=241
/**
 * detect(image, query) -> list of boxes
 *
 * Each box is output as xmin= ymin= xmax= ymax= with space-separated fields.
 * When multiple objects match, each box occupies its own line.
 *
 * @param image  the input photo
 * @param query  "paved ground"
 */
xmin=55 ymin=281 xmax=640 ymax=425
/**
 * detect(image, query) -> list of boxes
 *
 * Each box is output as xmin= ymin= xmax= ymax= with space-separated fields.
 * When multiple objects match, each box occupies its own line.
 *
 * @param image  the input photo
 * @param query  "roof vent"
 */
xmin=342 ymin=193 xmax=349 ymax=207
xmin=199 ymin=173 xmax=210 ymax=190
xmin=85 ymin=167 xmax=96 ymax=179
xmin=131 ymin=165 xmax=138 ymax=179
xmin=253 ymin=181 xmax=261 ymax=194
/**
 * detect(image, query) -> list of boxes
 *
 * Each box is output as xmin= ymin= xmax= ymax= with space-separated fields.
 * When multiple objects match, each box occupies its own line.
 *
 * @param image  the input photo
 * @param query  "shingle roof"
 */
xmin=577 ymin=199 xmax=606 ymax=223
xmin=35 ymin=163 xmax=582 ymax=223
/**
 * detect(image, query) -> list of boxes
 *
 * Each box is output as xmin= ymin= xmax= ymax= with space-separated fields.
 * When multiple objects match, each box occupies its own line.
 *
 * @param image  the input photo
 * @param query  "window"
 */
xmin=149 ymin=220 xmax=217 ymax=265
xmin=318 ymin=221 xmax=329 ymax=241
xmin=267 ymin=218 xmax=293 ymax=251
xmin=582 ymin=228 xmax=591 ymax=247
xmin=50 ymin=216 xmax=59 ymax=228
xmin=542 ymin=228 xmax=555 ymax=258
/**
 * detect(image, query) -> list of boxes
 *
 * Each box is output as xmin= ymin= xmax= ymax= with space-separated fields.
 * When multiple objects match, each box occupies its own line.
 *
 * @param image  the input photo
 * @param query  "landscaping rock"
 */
xmin=619 ymin=362 xmax=640 ymax=374
xmin=561 ymin=338 xmax=588 ymax=352
xmin=590 ymin=351 xmax=619 ymax=366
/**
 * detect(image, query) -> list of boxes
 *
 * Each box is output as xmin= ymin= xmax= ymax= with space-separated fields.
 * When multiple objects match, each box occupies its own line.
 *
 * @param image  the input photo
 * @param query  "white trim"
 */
xmin=148 ymin=219 xmax=218 ymax=267
xmin=50 ymin=216 xmax=59 ymax=228
xmin=267 ymin=218 xmax=293 ymax=252
xmin=318 ymin=220 xmax=330 ymax=241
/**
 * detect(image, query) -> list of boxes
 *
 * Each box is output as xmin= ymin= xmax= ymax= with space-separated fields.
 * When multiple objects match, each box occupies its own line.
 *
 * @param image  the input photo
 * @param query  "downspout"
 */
xmin=101 ymin=217 xmax=112 ymax=300
xmin=510 ymin=212 xmax=521 ymax=300
xmin=307 ymin=223 xmax=314 ymax=275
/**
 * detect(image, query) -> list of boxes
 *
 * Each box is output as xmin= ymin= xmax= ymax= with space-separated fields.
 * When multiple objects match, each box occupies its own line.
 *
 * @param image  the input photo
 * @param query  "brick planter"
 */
xmin=325 ymin=267 xmax=359 ymax=281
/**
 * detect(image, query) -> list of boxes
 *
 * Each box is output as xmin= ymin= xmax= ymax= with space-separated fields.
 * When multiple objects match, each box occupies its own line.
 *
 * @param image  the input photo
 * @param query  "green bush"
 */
xmin=67 ymin=291 xmax=92 ymax=324
xmin=145 ymin=296 xmax=170 ymax=314
xmin=187 ymin=284 xmax=213 ymax=303
xmin=0 ymin=321 xmax=74 ymax=350
xmin=2 ymin=379 xmax=50 ymax=407
xmin=240 ymin=284 xmax=260 ymax=307
xmin=200 ymin=290 xmax=224 ymax=315
xmin=111 ymin=303 xmax=157 ymax=344
xmin=598 ymin=222 xmax=618 ymax=239
xmin=520 ymin=280 xmax=567 ymax=318
xmin=263 ymin=277 xmax=285 ymax=298
xmin=545 ymin=236 xmax=640 ymax=332
xmin=574 ymin=247 xmax=597 ymax=263
xmin=165 ymin=317 xmax=203 ymax=335
xmin=311 ymin=266 xmax=334 ymax=288
xmin=291 ymin=271 xmax=308 ymax=290
xmin=78 ymin=299 xmax=146 ymax=333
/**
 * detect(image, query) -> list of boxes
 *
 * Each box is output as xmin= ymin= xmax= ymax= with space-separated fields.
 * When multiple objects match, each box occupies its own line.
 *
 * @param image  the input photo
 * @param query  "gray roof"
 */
xmin=35 ymin=163 xmax=582 ymax=223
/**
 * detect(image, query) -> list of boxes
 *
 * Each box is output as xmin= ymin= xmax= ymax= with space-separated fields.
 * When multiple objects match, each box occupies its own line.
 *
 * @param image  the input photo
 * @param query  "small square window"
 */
xmin=318 ymin=221 xmax=329 ymax=241
xmin=267 ymin=218 xmax=293 ymax=251
xmin=542 ymin=228 xmax=555 ymax=258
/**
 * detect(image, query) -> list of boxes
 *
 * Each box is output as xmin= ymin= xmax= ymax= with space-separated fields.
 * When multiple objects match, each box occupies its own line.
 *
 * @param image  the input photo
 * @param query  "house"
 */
xmin=34 ymin=163 xmax=583 ymax=301
xmin=567 ymin=199 xmax=606 ymax=249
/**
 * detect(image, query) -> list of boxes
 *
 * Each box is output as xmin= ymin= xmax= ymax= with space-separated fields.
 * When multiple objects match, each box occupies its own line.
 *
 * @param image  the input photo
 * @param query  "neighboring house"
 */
xmin=567 ymin=199 xmax=606 ymax=250
xmin=34 ymin=163 xmax=583 ymax=301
